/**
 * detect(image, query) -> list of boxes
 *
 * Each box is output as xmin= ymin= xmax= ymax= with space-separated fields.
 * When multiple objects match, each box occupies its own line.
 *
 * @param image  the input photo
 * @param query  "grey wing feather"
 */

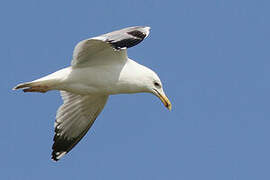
xmin=52 ymin=91 xmax=108 ymax=161
xmin=71 ymin=26 xmax=150 ymax=66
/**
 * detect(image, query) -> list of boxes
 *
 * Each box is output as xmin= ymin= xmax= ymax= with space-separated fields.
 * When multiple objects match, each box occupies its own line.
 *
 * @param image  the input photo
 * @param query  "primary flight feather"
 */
xmin=13 ymin=26 xmax=171 ymax=161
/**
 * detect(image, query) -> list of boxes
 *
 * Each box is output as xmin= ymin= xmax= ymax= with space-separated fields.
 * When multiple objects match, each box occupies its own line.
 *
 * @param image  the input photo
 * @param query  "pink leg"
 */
xmin=23 ymin=85 xmax=49 ymax=93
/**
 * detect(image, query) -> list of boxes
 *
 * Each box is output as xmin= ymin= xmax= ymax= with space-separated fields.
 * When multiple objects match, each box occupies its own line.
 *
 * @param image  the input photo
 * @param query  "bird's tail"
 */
xmin=13 ymin=67 xmax=70 ymax=93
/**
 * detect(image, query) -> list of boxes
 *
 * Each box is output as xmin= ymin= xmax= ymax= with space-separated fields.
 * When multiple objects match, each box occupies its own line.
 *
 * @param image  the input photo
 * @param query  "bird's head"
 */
xmin=143 ymin=68 xmax=172 ymax=111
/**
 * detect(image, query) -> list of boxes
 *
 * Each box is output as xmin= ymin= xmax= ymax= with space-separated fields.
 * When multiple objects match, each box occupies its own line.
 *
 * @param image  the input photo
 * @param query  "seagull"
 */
xmin=13 ymin=26 xmax=171 ymax=161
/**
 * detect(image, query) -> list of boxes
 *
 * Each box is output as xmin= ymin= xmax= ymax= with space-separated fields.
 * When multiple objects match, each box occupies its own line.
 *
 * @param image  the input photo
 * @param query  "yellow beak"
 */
xmin=154 ymin=90 xmax=172 ymax=111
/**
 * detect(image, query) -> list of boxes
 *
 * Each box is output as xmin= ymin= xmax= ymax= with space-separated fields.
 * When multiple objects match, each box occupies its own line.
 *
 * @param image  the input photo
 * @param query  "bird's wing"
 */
xmin=71 ymin=26 xmax=150 ymax=67
xmin=52 ymin=91 xmax=109 ymax=161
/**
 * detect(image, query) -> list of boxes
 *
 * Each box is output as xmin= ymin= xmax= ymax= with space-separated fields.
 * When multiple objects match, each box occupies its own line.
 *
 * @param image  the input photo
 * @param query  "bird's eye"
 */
xmin=154 ymin=82 xmax=160 ymax=88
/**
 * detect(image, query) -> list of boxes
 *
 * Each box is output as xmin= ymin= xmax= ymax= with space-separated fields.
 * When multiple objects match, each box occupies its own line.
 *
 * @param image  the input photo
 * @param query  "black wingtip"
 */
xmin=127 ymin=30 xmax=147 ymax=39
xmin=103 ymin=26 xmax=150 ymax=50
xmin=51 ymin=151 xmax=59 ymax=161
xmin=51 ymin=156 xmax=59 ymax=162
xmin=51 ymin=150 xmax=67 ymax=161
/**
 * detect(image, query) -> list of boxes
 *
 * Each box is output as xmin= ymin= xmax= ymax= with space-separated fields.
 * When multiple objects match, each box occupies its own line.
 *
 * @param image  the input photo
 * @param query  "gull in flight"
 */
xmin=13 ymin=26 xmax=171 ymax=161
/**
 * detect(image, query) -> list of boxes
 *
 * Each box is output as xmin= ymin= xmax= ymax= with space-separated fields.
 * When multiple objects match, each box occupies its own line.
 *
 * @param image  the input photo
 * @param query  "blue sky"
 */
xmin=1 ymin=0 xmax=270 ymax=179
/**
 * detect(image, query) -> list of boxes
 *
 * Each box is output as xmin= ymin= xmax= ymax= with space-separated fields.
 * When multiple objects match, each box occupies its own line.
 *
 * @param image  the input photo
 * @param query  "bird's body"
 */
xmin=14 ymin=26 xmax=171 ymax=161
xmin=29 ymin=58 xmax=154 ymax=95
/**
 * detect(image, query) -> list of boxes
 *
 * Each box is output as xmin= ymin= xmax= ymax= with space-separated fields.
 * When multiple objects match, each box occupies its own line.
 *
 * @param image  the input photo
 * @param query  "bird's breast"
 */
xmin=61 ymin=65 xmax=128 ymax=95
xmin=60 ymin=59 xmax=148 ymax=95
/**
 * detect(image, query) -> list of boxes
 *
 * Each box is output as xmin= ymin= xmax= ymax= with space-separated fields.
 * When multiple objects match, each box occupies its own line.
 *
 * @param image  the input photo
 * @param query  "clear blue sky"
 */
xmin=1 ymin=0 xmax=270 ymax=179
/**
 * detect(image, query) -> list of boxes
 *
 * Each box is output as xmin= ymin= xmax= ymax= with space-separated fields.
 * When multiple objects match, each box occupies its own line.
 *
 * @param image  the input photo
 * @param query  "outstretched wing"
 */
xmin=52 ymin=91 xmax=109 ymax=161
xmin=71 ymin=26 xmax=150 ymax=67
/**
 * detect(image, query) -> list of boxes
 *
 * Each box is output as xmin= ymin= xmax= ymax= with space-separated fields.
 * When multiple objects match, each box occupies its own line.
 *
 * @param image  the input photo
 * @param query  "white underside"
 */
xmin=36 ymin=58 xmax=152 ymax=95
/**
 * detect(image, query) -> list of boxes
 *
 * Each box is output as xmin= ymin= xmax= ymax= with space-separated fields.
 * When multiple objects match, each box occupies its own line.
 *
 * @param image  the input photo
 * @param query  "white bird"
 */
xmin=13 ymin=26 xmax=171 ymax=161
